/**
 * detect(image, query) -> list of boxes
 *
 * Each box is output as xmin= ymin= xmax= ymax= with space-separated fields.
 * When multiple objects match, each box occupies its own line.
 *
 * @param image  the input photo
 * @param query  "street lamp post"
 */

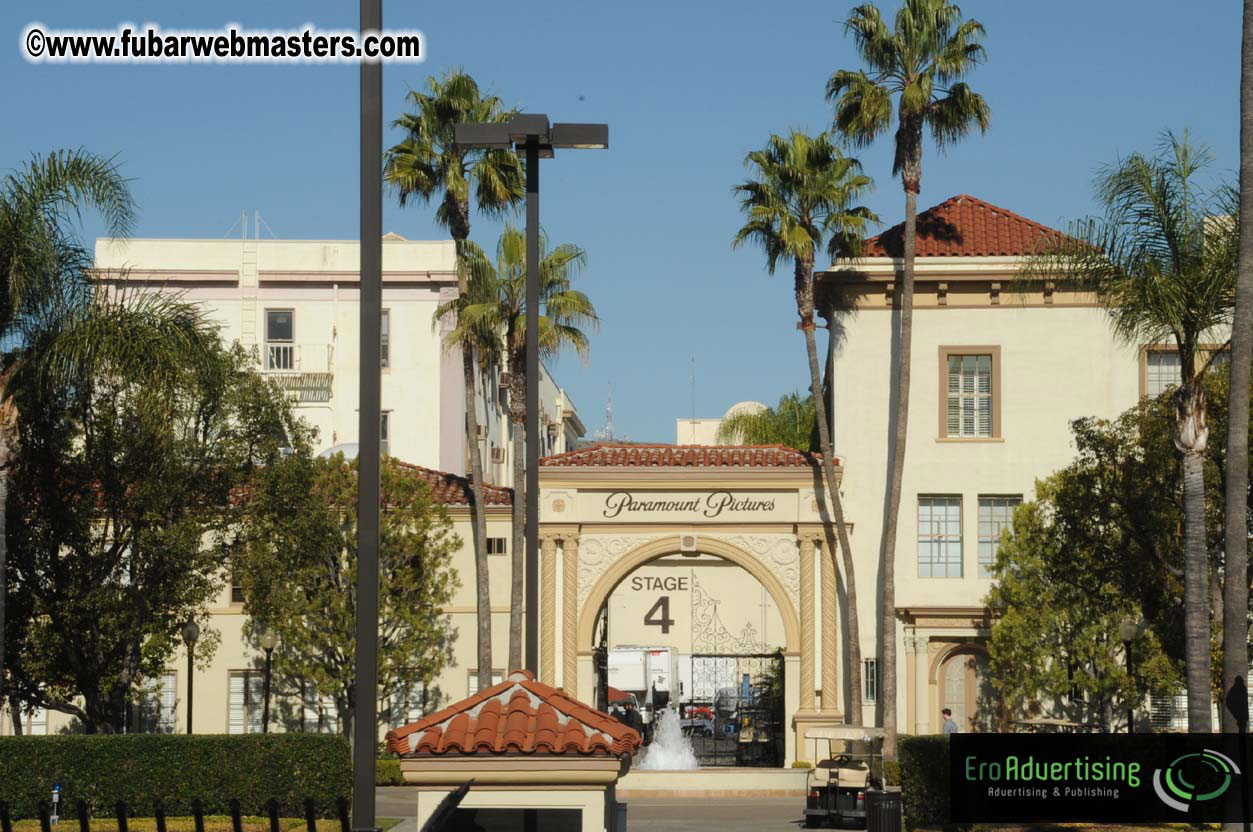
xmin=182 ymin=621 xmax=200 ymax=735
xmin=453 ymin=115 xmax=608 ymax=675
xmin=1119 ymin=617 xmax=1139 ymax=733
xmin=258 ymin=625 xmax=277 ymax=734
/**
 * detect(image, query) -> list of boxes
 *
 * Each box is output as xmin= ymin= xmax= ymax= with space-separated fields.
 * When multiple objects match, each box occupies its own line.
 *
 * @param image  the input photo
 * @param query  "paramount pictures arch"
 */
xmin=534 ymin=450 xmax=852 ymax=765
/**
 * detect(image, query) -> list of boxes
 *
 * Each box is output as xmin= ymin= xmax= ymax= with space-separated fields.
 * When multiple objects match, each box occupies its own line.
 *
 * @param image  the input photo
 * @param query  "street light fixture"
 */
xmin=258 ymin=625 xmax=278 ymax=734
xmin=181 ymin=620 xmax=200 ymax=735
xmin=1118 ymin=616 xmax=1139 ymax=733
xmin=453 ymin=114 xmax=608 ymax=675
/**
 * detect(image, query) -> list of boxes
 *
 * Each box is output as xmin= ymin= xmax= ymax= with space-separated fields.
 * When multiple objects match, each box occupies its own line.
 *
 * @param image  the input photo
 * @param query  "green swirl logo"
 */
xmin=1152 ymin=749 xmax=1240 ymax=812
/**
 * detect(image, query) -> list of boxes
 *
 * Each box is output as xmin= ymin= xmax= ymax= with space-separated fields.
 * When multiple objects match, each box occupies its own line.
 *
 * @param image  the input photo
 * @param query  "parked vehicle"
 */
xmin=803 ymin=726 xmax=885 ymax=829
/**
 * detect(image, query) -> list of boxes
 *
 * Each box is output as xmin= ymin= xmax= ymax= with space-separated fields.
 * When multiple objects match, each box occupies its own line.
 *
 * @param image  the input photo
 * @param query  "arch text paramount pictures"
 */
xmin=601 ymin=490 xmax=777 ymax=519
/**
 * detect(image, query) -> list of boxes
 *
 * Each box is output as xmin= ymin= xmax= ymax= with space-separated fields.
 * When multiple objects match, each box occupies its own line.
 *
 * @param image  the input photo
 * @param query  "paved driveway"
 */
xmin=376 ymin=788 xmax=805 ymax=832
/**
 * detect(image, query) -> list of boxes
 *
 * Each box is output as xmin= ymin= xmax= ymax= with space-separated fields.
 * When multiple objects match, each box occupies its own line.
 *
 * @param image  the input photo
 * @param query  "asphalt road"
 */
xmin=377 ymin=789 xmax=806 ymax=832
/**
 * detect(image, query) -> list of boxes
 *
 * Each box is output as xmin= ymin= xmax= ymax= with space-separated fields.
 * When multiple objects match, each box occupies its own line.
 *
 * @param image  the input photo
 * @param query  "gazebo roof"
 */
xmin=385 ymin=670 xmax=641 ymax=757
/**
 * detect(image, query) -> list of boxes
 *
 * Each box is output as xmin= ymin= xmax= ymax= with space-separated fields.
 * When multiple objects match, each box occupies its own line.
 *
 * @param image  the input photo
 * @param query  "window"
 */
xmin=1146 ymin=349 xmax=1182 ymax=395
xmin=27 ymin=706 xmax=48 ymax=736
xmin=1150 ymin=691 xmax=1188 ymax=732
xmin=380 ymin=309 xmax=390 ymax=369
xmin=486 ymin=537 xmax=507 ymax=555
xmin=978 ymin=496 xmax=1021 ymax=578
xmin=942 ymin=350 xmax=997 ymax=438
xmin=467 ymin=670 xmax=504 ymax=696
xmin=300 ymin=682 xmax=340 ymax=734
xmin=863 ymin=658 xmax=879 ymax=703
xmin=138 ymin=671 xmax=177 ymax=733
xmin=381 ymin=411 xmax=390 ymax=458
xmin=919 ymin=496 xmax=963 ymax=578
xmin=231 ymin=569 xmax=244 ymax=604
xmin=265 ymin=309 xmax=294 ymax=370
xmin=389 ymin=680 xmax=427 ymax=728
xmin=228 ymin=670 xmax=265 ymax=734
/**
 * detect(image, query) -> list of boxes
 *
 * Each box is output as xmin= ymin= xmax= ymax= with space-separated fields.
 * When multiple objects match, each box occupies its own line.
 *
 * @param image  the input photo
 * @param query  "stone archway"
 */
xmin=930 ymin=643 xmax=990 ymax=731
xmin=576 ymin=535 xmax=801 ymax=656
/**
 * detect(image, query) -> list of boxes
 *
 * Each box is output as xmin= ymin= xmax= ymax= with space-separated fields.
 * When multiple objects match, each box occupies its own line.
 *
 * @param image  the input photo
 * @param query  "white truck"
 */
xmin=607 ymin=646 xmax=690 ymax=729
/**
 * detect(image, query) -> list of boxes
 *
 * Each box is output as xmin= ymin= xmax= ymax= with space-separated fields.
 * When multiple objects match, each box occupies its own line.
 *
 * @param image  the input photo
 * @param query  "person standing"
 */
xmin=942 ymin=708 xmax=960 ymax=735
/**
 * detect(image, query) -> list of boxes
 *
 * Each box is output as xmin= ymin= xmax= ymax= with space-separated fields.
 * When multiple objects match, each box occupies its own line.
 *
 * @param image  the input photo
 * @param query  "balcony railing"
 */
xmin=263 ymin=343 xmax=332 ymax=374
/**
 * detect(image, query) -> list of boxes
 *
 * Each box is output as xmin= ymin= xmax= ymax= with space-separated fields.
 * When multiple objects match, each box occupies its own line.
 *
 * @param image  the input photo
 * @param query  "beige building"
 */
xmin=7 ymin=196 xmax=1211 ymax=756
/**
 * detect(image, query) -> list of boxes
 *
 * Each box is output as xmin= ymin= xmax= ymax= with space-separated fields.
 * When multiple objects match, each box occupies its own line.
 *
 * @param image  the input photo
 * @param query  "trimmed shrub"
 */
xmin=375 ymin=758 xmax=404 ymax=786
xmin=897 ymin=734 xmax=949 ymax=831
xmin=883 ymin=759 xmax=901 ymax=786
xmin=790 ymin=760 xmax=814 ymax=769
xmin=0 ymin=734 xmax=351 ymax=820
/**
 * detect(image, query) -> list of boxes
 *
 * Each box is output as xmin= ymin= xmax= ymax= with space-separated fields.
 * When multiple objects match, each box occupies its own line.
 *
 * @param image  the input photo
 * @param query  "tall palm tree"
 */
xmin=715 ymin=393 xmax=816 ymax=452
xmin=732 ymin=130 xmax=876 ymax=724
xmin=455 ymin=227 xmax=597 ymax=671
xmin=1222 ymin=0 xmax=1253 ymax=737
xmin=1024 ymin=132 xmax=1238 ymax=732
xmin=827 ymin=0 xmax=989 ymax=753
xmin=386 ymin=70 xmax=524 ymax=687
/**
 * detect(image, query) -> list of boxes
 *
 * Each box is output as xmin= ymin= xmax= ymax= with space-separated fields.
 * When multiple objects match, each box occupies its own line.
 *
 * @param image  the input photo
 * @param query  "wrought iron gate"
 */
xmin=681 ymin=653 xmax=784 ymax=767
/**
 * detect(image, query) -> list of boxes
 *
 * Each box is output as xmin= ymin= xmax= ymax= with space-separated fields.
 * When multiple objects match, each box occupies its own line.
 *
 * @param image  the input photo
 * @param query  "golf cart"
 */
xmin=802 ymin=726 xmax=885 ymax=829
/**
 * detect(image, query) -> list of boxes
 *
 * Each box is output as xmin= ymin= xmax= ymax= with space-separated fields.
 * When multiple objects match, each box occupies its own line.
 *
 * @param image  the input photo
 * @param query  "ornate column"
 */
xmin=820 ymin=538 xmax=839 ymax=714
xmin=798 ymin=534 xmax=817 ymax=714
xmin=562 ymin=535 xmax=580 ymax=692
xmin=540 ymin=534 xmax=558 ymax=684
xmin=913 ymin=635 xmax=931 ymax=734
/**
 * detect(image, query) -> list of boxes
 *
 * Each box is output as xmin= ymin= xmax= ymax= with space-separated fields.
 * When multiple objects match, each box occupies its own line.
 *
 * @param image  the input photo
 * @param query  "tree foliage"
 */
xmin=986 ymin=369 xmax=1253 ymax=728
xmin=235 ymin=453 xmax=460 ymax=737
xmin=4 ymin=338 xmax=300 ymax=733
xmin=715 ymin=392 xmax=817 ymax=452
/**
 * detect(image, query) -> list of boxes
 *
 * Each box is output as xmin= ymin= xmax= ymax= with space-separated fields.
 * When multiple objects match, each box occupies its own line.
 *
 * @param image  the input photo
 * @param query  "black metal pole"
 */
xmin=1124 ymin=639 xmax=1134 ymax=733
xmin=186 ymin=648 xmax=194 ymax=735
xmin=524 ymin=137 xmax=540 ymax=675
xmin=262 ymin=648 xmax=273 ymax=733
xmin=354 ymin=0 xmax=382 ymax=826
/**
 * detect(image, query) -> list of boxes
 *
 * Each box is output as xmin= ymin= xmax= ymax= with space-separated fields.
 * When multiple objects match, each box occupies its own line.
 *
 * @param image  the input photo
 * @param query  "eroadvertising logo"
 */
xmin=951 ymin=734 xmax=1252 ymax=823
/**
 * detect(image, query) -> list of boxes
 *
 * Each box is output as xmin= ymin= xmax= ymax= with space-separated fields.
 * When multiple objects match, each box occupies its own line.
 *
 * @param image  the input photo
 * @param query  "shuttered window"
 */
xmin=919 ymin=496 xmax=963 ymax=578
xmin=139 ymin=671 xmax=177 ymax=733
xmin=977 ymin=496 xmax=1021 ymax=578
xmin=301 ymin=682 xmax=340 ymax=734
xmin=228 ymin=671 xmax=265 ymax=734
xmin=389 ymin=680 xmax=427 ymax=728
xmin=467 ymin=671 xmax=504 ymax=696
xmin=947 ymin=354 xmax=993 ymax=438
xmin=1146 ymin=350 xmax=1182 ymax=396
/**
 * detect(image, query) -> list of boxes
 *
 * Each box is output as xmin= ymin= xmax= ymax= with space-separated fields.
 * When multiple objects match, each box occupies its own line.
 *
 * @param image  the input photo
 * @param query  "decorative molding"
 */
xmin=562 ymin=537 xmax=579 ymax=691
xmin=540 ymin=537 xmax=558 ymax=683
xmin=798 ymin=537 xmax=816 ymax=713
xmin=819 ymin=542 xmax=838 ymax=714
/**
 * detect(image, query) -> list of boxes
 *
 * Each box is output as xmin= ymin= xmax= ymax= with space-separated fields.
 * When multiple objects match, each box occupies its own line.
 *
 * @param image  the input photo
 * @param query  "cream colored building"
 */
xmin=8 ymin=196 xmax=1210 ymax=756
xmin=2 ymin=232 xmax=584 ymax=737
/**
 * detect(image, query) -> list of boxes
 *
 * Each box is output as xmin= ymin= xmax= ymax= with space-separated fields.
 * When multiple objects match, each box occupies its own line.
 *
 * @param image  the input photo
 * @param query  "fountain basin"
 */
xmin=616 ymin=767 xmax=809 ymax=798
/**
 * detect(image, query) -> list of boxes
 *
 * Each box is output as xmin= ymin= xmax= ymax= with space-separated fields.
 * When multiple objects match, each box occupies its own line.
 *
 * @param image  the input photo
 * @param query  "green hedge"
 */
xmin=897 ymin=734 xmax=950 ymax=831
xmin=0 ymin=735 xmax=351 ymax=820
xmin=375 ymin=758 xmax=404 ymax=786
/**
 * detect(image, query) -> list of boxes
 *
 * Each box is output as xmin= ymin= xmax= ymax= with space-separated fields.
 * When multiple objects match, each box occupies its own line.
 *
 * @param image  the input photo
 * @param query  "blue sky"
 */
xmin=1 ymin=0 xmax=1240 ymax=442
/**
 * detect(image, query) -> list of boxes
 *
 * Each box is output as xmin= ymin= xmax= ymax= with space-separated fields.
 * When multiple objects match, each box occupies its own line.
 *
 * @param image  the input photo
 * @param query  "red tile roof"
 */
xmin=395 ymin=461 xmax=512 ymax=507
xmin=386 ymin=670 xmax=641 ymax=757
xmin=862 ymin=194 xmax=1065 ymax=258
xmin=541 ymin=443 xmax=835 ymax=469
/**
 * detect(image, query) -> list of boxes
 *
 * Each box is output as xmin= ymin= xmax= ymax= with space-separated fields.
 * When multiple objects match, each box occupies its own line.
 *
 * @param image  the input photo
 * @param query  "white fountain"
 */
xmin=638 ymin=706 xmax=699 ymax=770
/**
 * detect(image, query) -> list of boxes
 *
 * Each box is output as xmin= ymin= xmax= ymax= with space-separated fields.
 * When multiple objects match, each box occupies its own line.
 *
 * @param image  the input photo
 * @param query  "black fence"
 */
xmin=0 ymin=796 xmax=352 ymax=832
xmin=683 ymin=653 xmax=785 ymax=767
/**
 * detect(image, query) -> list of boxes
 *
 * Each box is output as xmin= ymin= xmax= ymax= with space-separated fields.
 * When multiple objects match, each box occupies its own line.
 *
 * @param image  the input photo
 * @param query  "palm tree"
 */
xmin=715 ymin=393 xmax=816 ymax=452
xmin=455 ymin=227 xmax=597 ymax=670
xmin=1221 ymin=0 xmax=1253 ymax=736
xmin=0 ymin=150 xmax=135 ymax=725
xmin=1024 ymin=132 xmax=1238 ymax=732
xmin=386 ymin=70 xmax=524 ymax=687
xmin=732 ymin=130 xmax=876 ymax=724
xmin=827 ymin=0 xmax=989 ymax=753
xmin=0 ymin=150 xmax=217 ymax=727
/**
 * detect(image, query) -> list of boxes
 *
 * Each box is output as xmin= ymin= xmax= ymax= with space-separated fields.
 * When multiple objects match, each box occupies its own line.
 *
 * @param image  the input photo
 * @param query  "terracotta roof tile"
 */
xmin=862 ymin=194 xmax=1065 ymax=258
xmin=541 ymin=443 xmax=835 ymax=469
xmin=385 ymin=670 xmax=642 ymax=757
xmin=394 ymin=461 xmax=512 ymax=507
